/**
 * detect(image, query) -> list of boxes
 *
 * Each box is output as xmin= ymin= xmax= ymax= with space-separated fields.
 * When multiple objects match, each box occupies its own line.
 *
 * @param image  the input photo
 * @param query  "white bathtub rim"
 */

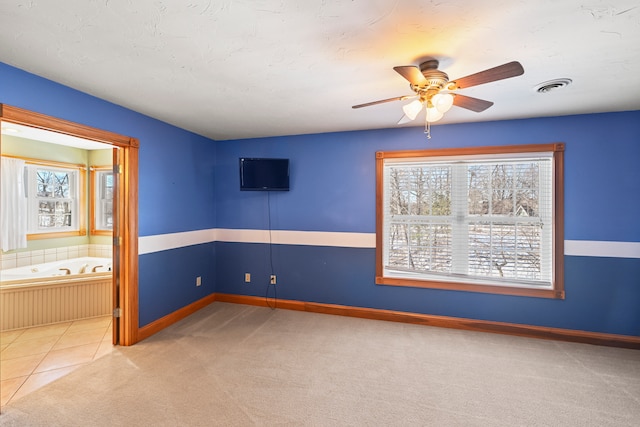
xmin=1 ymin=257 xmax=112 ymax=286
xmin=0 ymin=272 xmax=113 ymax=290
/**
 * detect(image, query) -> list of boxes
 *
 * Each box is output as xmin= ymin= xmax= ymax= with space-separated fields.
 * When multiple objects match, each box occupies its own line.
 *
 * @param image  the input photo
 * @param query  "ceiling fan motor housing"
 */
xmin=411 ymin=60 xmax=449 ymax=93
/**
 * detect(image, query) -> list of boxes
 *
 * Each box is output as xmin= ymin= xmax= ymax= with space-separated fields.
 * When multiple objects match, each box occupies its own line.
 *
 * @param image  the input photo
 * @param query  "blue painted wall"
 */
xmin=138 ymin=244 xmax=216 ymax=326
xmin=216 ymin=114 xmax=640 ymax=240
xmin=1 ymin=62 xmax=217 ymax=326
xmin=3 ymin=61 xmax=639 ymax=336
xmin=215 ymin=113 xmax=640 ymax=336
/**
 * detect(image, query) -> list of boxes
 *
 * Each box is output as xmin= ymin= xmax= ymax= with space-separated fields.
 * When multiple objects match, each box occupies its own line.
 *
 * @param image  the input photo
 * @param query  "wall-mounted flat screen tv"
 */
xmin=239 ymin=158 xmax=290 ymax=191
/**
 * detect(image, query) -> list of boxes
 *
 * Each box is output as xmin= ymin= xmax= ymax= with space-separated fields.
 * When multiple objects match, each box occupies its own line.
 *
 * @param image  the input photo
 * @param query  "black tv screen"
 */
xmin=240 ymin=158 xmax=290 ymax=191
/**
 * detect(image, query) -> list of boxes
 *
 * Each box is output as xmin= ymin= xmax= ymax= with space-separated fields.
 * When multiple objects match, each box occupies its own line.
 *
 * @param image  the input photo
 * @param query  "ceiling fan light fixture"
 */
xmin=432 ymin=93 xmax=454 ymax=113
xmin=354 ymin=60 xmax=524 ymax=140
xmin=425 ymin=106 xmax=444 ymax=123
xmin=402 ymin=99 xmax=424 ymax=121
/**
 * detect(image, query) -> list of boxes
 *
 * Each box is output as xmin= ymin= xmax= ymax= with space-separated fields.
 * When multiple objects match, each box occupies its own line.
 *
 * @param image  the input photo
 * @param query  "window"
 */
xmin=376 ymin=144 xmax=564 ymax=299
xmin=90 ymin=166 xmax=114 ymax=234
xmin=25 ymin=160 xmax=87 ymax=239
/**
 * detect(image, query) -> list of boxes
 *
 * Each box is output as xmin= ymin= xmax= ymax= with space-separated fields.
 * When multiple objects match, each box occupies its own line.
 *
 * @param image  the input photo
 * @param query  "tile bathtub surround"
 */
xmin=44 ymin=248 xmax=57 ymax=263
xmin=29 ymin=249 xmax=44 ymax=265
xmin=0 ymin=253 xmax=17 ymax=270
xmin=88 ymin=244 xmax=112 ymax=258
xmin=0 ymin=244 xmax=111 ymax=271
xmin=16 ymin=252 xmax=32 ymax=268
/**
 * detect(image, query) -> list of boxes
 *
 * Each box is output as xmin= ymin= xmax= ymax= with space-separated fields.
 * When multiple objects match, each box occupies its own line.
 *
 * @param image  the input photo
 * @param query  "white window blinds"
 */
xmin=382 ymin=152 xmax=554 ymax=289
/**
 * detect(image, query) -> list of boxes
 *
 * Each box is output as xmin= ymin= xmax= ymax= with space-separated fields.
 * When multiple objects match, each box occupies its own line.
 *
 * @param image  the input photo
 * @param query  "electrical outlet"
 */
xmin=270 ymin=274 xmax=277 ymax=285
xmin=196 ymin=276 xmax=202 ymax=286
xmin=245 ymin=273 xmax=251 ymax=283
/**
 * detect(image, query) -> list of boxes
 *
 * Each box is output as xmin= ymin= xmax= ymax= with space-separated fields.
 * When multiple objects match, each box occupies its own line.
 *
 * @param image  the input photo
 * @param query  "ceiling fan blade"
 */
xmin=352 ymin=95 xmax=416 ymax=109
xmin=393 ymin=66 xmax=427 ymax=86
xmin=450 ymin=61 xmax=524 ymax=89
xmin=453 ymin=94 xmax=494 ymax=112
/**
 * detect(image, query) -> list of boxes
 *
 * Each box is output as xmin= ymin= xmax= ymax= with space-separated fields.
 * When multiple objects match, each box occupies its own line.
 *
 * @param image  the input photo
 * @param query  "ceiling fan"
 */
xmin=352 ymin=59 xmax=524 ymax=138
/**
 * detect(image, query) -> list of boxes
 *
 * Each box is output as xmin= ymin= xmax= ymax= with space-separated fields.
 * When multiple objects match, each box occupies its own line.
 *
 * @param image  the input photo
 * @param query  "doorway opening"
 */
xmin=0 ymin=104 xmax=139 ymax=346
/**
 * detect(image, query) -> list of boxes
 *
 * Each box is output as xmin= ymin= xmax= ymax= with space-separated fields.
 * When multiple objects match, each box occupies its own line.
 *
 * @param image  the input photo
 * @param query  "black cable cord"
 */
xmin=265 ymin=191 xmax=277 ymax=309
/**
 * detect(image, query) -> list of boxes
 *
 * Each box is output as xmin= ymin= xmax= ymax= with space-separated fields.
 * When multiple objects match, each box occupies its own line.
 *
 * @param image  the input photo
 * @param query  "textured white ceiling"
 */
xmin=1 ymin=0 xmax=639 ymax=141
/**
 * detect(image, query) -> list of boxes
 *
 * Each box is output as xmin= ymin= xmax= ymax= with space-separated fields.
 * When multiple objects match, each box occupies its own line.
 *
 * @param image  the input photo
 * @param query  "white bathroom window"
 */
xmin=25 ymin=161 xmax=86 ymax=239
xmin=90 ymin=167 xmax=114 ymax=234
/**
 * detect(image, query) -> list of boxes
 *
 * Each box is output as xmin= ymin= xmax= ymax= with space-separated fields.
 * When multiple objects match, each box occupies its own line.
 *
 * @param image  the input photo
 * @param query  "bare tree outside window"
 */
xmin=387 ymin=166 xmax=451 ymax=273
xmin=466 ymin=162 xmax=543 ymax=281
xmin=36 ymin=169 xmax=73 ymax=229
xmin=378 ymin=145 xmax=563 ymax=298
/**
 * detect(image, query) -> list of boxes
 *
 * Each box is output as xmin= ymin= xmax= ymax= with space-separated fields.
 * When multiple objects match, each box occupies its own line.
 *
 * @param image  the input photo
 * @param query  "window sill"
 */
xmin=27 ymin=230 xmax=86 ymax=240
xmin=376 ymin=276 xmax=565 ymax=299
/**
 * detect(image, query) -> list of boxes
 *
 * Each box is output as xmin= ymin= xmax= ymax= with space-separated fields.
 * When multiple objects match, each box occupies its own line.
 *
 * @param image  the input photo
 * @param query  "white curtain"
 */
xmin=1 ymin=156 xmax=28 ymax=252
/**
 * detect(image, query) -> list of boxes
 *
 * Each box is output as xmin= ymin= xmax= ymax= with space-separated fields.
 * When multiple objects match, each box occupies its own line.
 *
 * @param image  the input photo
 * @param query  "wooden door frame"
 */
xmin=0 ymin=104 xmax=140 ymax=345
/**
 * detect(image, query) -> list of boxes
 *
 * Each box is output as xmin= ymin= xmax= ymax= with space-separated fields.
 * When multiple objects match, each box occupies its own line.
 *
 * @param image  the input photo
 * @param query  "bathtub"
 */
xmin=1 ymin=257 xmax=112 ymax=285
xmin=0 ymin=257 xmax=113 ymax=331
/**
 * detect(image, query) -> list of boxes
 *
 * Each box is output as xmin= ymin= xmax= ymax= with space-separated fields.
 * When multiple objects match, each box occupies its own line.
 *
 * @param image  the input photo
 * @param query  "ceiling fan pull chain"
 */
xmin=424 ymin=119 xmax=432 ymax=139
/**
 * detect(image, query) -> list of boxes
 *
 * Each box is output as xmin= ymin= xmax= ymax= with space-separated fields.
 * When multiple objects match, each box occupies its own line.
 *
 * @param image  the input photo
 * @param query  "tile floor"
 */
xmin=0 ymin=316 xmax=113 ymax=406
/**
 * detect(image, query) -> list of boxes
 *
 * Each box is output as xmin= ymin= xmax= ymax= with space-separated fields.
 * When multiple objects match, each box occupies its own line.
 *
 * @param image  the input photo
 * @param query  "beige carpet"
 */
xmin=1 ymin=302 xmax=639 ymax=426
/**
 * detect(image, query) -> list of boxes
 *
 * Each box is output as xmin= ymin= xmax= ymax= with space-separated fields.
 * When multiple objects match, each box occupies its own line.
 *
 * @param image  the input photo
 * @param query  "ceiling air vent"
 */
xmin=534 ymin=78 xmax=572 ymax=93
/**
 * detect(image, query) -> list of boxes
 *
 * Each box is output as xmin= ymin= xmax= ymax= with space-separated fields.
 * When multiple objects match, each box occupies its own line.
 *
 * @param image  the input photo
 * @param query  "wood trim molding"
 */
xmin=116 ymin=140 xmax=139 ymax=346
xmin=553 ymin=146 xmax=565 ymax=297
xmin=90 ymin=165 xmax=114 ymax=236
xmin=215 ymin=293 xmax=640 ymax=350
xmin=376 ymin=143 xmax=564 ymax=159
xmin=27 ymin=231 xmax=86 ymax=240
xmin=1 ymin=104 xmax=133 ymax=146
xmin=137 ymin=294 xmax=217 ymax=342
xmin=376 ymin=277 xmax=564 ymax=299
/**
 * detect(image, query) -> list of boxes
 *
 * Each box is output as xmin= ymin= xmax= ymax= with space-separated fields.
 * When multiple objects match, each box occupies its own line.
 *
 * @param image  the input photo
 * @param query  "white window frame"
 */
xmin=376 ymin=144 xmax=565 ymax=299
xmin=24 ymin=159 xmax=87 ymax=239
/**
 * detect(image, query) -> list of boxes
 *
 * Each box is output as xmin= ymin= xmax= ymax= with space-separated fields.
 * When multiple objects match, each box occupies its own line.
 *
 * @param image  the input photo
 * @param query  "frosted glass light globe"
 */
xmin=432 ymin=93 xmax=454 ymax=113
xmin=426 ymin=107 xmax=444 ymax=122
